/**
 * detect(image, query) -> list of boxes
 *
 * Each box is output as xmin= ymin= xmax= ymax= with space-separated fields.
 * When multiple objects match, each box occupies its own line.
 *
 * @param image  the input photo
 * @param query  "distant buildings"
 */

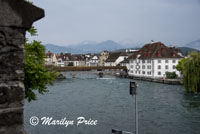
xmin=87 ymin=55 xmax=99 ymax=66
xmin=99 ymin=51 xmax=109 ymax=66
xmin=45 ymin=51 xmax=57 ymax=65
xmin=104 ymin=52 xmax=128 ymax=66
xmin=44 ymin=41 xmax=183 ymax=78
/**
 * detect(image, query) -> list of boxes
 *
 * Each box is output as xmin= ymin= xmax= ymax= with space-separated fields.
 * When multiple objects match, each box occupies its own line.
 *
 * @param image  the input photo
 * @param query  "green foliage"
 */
xmin=176 ymin=58 xmax=189 ymax=74
xmin=25 ymin=0 xmax=33 ymax=4
xmin=179 ymin=52 xmax=200 ymax=93
xmin=25 ymin=40 xmax=58 ymax=102
xmin=24 ymin=1 xmax=57 ymax=101
xmin=68 ymin=62 xmax=74 ymax=66
xmin=165 ymin=72 xmax=177 ymax=79
xmin=28 ymin=26 xmax=37 ymax=36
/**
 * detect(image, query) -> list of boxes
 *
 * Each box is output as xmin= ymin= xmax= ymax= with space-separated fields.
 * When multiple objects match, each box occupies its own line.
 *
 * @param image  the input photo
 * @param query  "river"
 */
xmin=24 ymin=72 xmax=200 ymax=134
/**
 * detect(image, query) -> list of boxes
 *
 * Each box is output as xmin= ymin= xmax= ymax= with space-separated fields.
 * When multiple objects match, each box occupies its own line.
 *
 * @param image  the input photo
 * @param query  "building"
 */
xmin=59 ymin=53 xmax=85 ymax=67
xmin=56 ymin=58 xmax=65 ymax=67
xmin=45 ymin=51 xmax=58 ymax=65
xmin=105 ymin=52 xmax=128 ymax=66
xmin=99 ymin=51 xmax=109 ymax=66
xmin=128 ymin=42 xmax=183 ymax=78
xmin=87 ymin=55 xmax=99 ymax=66
xmin=45 ymin=51 xmax=53 ymax=65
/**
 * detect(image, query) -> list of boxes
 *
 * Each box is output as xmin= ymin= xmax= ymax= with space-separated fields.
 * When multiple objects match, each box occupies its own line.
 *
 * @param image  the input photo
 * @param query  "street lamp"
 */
xmin=130 ymin=81 xmax=137 ymax=95
xmin=112 ymin=81 xmax=138 ymax=134
xmin=130 ymin=81 xmax=138 ymax=134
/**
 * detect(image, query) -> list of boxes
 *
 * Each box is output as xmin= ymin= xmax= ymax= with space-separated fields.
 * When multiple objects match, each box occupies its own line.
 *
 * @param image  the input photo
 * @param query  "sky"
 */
xmin=29 ymin=0 xmax=200 ymax=47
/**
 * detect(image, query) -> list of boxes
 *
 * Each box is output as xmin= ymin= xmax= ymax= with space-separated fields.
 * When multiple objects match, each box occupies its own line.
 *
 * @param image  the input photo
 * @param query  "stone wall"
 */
xmin=0 ymin=0 xmax=44 ymax=134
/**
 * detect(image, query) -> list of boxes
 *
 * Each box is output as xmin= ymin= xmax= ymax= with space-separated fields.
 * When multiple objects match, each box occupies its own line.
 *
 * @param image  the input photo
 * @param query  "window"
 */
xmin=158 ymin=65 xmax=161 ymax=69
xmin=147 ymin=60 xmax=151 ymax=63
xmin=147 ymin=71 xmax=151 ymax=75
xmin=165 ymin=60 xmax=168 ymax=63
xmin=158 ymin=60 xmax=161 ymax=63
xmin=135 ymin=71 xmax=137 ymax=74
xmin=139 ymin=71 xmax=140 ymax=74
xmin=172 ymin=60 xmax=176 ymax=63
xmin=130 ymin=65 xmax=133 ymax=68
xmin=142 ymin=71 xmax=145 ymax=74
xmin=142 ymin=60 xmax=145 ymax=63
xmin=173 ymin=65 xmax=176 ymax=69
xmin=165 ymin=65 xmax=168 ymax=69
xmin=130 ymin=71 xmax=133 ymax=73
xmin=158 ymin=72 xmax=161 ymax=75
xmin=142 ymin=65 xmax=145 ymax=69
xmin=147 ymin=65 xmax=151 ymax=69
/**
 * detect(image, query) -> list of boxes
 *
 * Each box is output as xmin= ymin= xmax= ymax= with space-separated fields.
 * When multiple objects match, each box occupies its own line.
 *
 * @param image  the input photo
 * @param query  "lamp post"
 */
xmin=130 ymin=81 xmax=138 ymax=134
xmin=112 ymin=81 xmax=138 ymax=134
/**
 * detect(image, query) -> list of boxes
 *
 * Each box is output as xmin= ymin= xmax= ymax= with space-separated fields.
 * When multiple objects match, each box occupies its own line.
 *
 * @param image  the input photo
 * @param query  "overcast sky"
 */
xmin=29 ymin=0 xmax=200 ymax=46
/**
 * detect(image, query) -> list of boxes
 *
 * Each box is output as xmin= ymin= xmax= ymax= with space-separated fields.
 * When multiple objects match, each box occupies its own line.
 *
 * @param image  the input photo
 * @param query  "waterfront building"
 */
xmin=128 ymin=42 xmax=183 ymax=78
xmin=45 ymin=51 xmax=53 ymax=65
xmin=99 ymin=51 xmax=109 ymax=66
xmin=86 ymin=55 xmax=99 ymax=66
xmin=56 ymin=58 xmax=65 ymax=67
xmin=45 ymin=51 xmax=57 ymax=65
xmin=105 ymin=52 xmax=128 ymax=66
xmin=59 ymin=53 xmax=85 ymax=67
xmin=119 ymin=57 xmax=130 ymax=71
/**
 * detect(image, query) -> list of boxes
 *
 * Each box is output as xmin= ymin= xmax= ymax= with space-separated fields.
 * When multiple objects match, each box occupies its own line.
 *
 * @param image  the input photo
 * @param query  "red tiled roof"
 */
xmin=129 ymin=42 xmax=183 ymax=59
xmin=46 ymin=51 xmax=53 ymax=57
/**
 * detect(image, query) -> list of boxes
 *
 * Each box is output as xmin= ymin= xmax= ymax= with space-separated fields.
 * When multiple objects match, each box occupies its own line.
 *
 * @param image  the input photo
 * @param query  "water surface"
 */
xmin=25 ymin=72 xmax=200 ymax=134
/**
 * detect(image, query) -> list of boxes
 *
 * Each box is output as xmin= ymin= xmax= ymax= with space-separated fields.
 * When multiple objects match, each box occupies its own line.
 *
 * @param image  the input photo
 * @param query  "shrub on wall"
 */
xmin=68 ymin=62 xmax=74 ymax=66
xmin=165 ymin=72 xmax=177 ymax=79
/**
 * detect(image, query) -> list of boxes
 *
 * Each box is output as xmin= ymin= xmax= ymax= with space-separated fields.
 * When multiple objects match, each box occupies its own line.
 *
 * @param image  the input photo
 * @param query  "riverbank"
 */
xmin=128 ymin=76 xmax=183 ymax=85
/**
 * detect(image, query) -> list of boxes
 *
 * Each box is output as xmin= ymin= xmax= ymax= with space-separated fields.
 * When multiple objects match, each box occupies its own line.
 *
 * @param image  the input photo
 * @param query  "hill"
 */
xmin=185 ymin=39 xmax=200 ymax=50
xmin=44 ymin=40 xmax=124 ymax=54
xmin=178 ymin=47 xmax=200 ymax=56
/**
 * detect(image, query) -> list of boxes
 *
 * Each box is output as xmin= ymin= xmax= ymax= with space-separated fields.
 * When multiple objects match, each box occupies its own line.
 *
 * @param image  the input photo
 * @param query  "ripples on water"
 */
xmin=25 ymin=72 xmax=200 ymax=134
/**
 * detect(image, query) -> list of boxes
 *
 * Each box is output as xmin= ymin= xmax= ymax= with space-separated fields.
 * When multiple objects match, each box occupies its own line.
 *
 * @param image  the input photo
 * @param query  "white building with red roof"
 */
xmin=128 ymin=42 xmax=183 ymax=78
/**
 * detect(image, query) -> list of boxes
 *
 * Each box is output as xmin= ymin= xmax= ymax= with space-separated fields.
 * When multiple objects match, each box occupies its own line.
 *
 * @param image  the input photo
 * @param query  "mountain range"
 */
xmin=44 ymin=39 xmax=200 ymax=55
xmin=185 ymin=39 xmax=200 ymax=50
xmin=44 ymin=40 xmax=128 ymax=54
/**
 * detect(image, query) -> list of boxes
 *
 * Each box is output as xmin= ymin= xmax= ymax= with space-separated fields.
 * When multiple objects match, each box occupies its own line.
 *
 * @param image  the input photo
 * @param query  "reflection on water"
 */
xmin=182 ymin=93 xmax=200 ymax=109
xmin=24 ymin=72 xmax=200 ymax=134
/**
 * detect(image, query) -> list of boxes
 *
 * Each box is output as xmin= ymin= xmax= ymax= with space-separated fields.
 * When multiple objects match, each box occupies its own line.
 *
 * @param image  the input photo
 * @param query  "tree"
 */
xmin=176 ymin=52 xmax=200 ymax=93
xmin=176 ymin=58 xmax=189 ymax=74
xmin=25 ymin=1 xmax=57 ymax=101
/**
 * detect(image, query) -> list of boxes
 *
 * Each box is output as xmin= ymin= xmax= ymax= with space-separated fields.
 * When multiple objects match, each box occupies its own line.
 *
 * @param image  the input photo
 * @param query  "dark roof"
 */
xmin=128 ymin=53 xmax=138 ymax=60
xmin=105 ymin=52 xmax=127 ymax=62
xmin=129 ymin=42 xmax=183 ymax=59
xmin=60 ymin=54 xmax=85 ymax=61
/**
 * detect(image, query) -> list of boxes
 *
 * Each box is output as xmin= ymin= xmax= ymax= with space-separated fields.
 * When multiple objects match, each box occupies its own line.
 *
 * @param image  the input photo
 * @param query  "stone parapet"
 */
xmin=0 ymin=0 xmax=44 ymax=133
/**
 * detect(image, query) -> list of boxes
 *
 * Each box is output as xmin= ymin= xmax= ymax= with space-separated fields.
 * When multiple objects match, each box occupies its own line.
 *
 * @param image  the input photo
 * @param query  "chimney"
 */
xmin=151 ymin=40 xmax=154 ymax=44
